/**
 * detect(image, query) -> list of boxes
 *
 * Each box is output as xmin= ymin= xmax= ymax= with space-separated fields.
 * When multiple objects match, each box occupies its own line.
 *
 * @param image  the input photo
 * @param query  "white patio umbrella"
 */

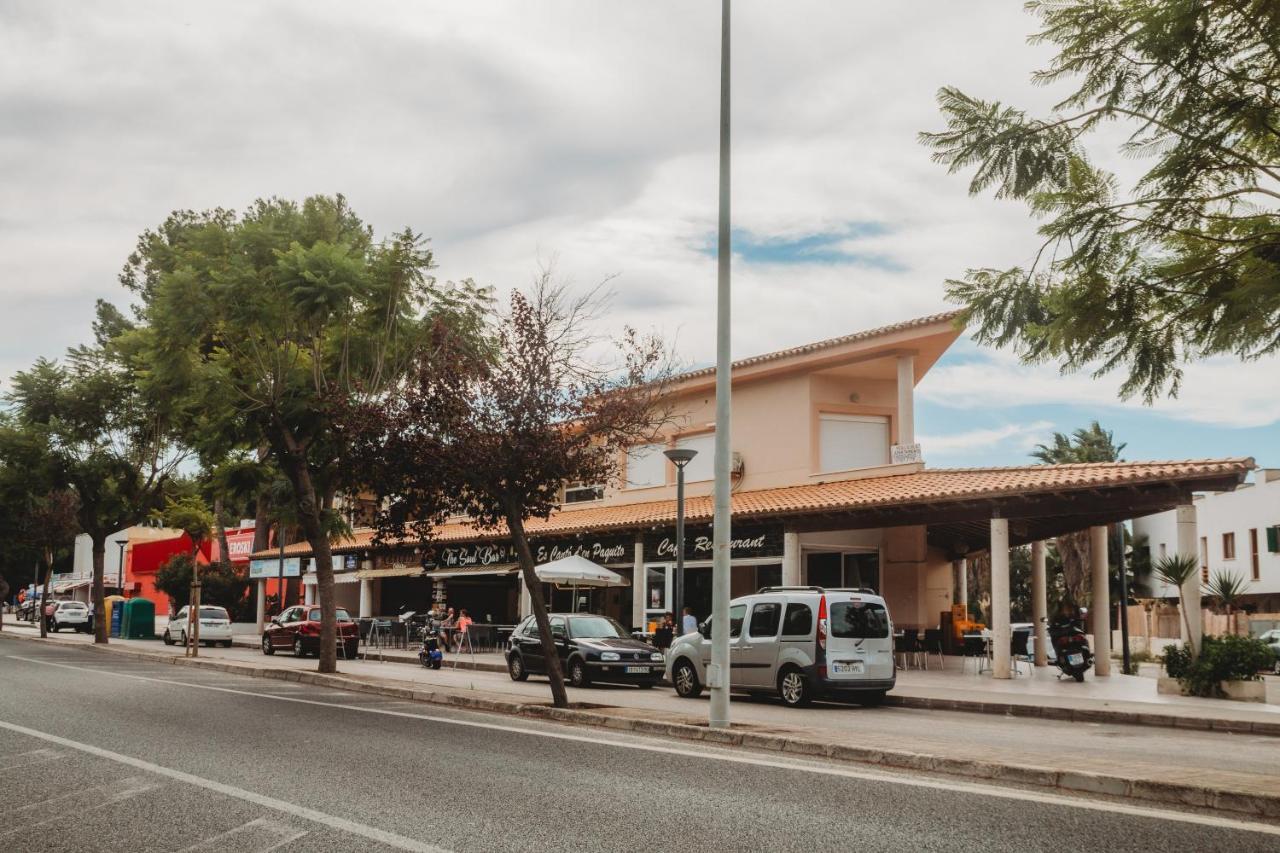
xmin=534 ymin=555 xmax=629 ymax=612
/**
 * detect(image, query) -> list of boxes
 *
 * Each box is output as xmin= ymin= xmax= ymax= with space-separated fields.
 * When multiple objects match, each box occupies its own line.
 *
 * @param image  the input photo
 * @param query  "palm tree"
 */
xmin=1154 ymin=553 xmax=1200 ymax=656
xmin=1206 ymin=570 xmax=1251 ymax=636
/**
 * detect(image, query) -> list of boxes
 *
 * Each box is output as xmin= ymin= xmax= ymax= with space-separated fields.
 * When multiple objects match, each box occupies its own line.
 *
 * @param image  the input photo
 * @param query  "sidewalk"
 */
xmin=5 ymin=623 xmax=1280 ymax=819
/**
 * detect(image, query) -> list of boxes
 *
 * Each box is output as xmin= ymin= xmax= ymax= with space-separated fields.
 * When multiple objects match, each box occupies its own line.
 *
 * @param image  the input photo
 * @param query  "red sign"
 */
xmin=215 ymin=529 xmax=257 ymax=564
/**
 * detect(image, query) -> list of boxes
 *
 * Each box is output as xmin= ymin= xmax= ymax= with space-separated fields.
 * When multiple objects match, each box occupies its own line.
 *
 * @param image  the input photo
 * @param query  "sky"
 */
xmin=1 ymin=0 xmax=1275 ymax=469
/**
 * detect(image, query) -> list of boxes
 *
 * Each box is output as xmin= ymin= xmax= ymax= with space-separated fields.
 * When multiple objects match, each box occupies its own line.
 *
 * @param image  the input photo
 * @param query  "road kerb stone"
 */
xmin=1057 ymin=770 xmax=1131 ymax=798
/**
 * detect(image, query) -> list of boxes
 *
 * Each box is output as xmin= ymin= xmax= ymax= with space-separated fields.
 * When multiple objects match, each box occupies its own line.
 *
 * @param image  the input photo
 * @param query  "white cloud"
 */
xmin=919 ymin=421 xmax=1054 ymax=460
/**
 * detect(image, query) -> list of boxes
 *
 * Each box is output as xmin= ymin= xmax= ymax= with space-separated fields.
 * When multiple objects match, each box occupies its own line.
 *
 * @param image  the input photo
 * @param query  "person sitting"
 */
xmin=653 ymin=612 xmax=675 ymax=650
xmin=454 ymin=609 xmax=473 ymax=652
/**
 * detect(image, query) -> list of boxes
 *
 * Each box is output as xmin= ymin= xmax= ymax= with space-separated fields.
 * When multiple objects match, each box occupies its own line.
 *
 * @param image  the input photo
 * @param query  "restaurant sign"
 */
xmin=249 ymin=557 xmax=302 ymax=579
xmin=430 ymin=533 xmax=635 ymax=570
xmin=644 ymin=522 xmax=782 ymax=563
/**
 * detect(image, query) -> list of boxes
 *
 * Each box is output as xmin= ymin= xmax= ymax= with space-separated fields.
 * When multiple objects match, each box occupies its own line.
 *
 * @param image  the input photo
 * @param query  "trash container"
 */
xmin=103 ymin=595 xmax=126 ymax=635
xmin=110 ymin=602 xmax=124 ymax=638
xmin=121 ymin=597 xmax=156 ymax=640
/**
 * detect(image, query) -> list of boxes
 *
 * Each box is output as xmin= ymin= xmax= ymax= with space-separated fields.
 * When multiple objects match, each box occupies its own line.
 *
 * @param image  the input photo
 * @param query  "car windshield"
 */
xmin=308 ymin=608 xmax=352 ymax=621
xmin=199 ymin=607 xmax=228 ymax=619
xmin=829 ymin=601 xmax=890 ymax=639
xmin=62 ymin=602 xmax=86 ymax=610
xmin=568 ymin=616 xmax=628 ymax=639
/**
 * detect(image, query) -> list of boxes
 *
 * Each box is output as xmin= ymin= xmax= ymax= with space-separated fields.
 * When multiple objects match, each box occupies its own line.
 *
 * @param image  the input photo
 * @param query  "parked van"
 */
xmin=664 ymin=586 xmax=895 ymax=707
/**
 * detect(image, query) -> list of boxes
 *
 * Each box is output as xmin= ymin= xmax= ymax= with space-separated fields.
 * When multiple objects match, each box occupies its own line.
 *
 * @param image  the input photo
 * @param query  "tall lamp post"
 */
xmin=663 ymin=448 xmax=698 ymax=629
xmin=113 ymin=538 xmax=128 ymax=597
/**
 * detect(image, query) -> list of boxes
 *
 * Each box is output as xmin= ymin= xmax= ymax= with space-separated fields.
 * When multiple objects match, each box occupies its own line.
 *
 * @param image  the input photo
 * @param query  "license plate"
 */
xmin=624 ymin=666 xmax=650 ymax=674
xmin=1067 ymin=653 xmax=1083 ymax=665
xmin=832 ymin=661 xmax=865 ymax=675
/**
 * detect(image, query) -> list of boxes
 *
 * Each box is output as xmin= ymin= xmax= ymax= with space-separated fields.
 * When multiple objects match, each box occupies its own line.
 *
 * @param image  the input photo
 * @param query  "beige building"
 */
xmin=262 ymin=312 xmax=1251 ymax=678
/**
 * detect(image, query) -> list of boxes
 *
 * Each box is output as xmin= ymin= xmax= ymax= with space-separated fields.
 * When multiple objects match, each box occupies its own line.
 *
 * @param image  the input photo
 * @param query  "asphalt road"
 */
xmin=2 ymin=640 xmax=1278 ymax=853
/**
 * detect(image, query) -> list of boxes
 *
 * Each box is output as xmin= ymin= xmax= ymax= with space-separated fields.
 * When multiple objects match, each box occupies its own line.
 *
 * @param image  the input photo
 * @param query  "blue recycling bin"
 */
xmin=110 ymin=602 xmax=124 ymax=638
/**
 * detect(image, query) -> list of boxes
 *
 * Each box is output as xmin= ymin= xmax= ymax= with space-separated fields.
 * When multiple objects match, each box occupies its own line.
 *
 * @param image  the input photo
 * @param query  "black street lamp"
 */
xmin=113 ymin=538 xmax=128 ymax=597
xmin=664 ymin=448 xmax=698 ymax=632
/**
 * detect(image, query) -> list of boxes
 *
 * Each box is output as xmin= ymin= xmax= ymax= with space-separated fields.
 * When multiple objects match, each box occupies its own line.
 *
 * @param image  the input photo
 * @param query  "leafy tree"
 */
xmin=24 ymin=490 xmax=81 ymax=637
xmin=0 ymin=415 xmax=60 ymax=627
xmin=123 ymin=195 xmax=489 ymax=673
xmin=921 ymin=1 xmax=1280 ymax=402
xmin=154 ymin=554 xmax=251 ymax=619
xmin=1205 ymin=569 xmax=1251 ymax=634
xmin=1154 ymin=552 xmax=1201 ymax=656
xmin=343 ymin=273 xmax=674 ymax=707
xmin=7 ymin=305 xmax=186 ymax=642
xmin=1030 ymin=421 xmax=1126 ymax=606
xmin=157 ymin=494 xmax=216 ymax=654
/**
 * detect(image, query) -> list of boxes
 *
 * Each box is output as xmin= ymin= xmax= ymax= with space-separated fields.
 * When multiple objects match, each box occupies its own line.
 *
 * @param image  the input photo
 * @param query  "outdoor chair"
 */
xmin=895 ymin=630 xmax=923 ymax=670
xmin=922 ymin=628 xmax=945 ymax=670
xmin=1010 ymin=629 xmax=1031 ymax=676
xmin=962 ymin=634 xmax=989 ymax=674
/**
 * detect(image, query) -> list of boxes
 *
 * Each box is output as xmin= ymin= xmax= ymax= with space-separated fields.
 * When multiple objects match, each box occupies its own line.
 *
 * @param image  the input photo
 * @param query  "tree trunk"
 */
xmin=0 ymin=574 xmax=8 ymax=631
xmin=39 ymin=547 xmax=52 ymax=638
xmin=271 ymin=424 xmax=338 ymax=673
xmin=189 ymin=539 xmax=202 ymax=657
xmin=92 ymin=532 xmax=108 ymax=644
xmin=1055 ymin=531 xmax=1092 ymax=606
xmin=214 ymin=496 xmax=232 ymax=569
xmin=506 ymin=507 xmax=569 ymax=708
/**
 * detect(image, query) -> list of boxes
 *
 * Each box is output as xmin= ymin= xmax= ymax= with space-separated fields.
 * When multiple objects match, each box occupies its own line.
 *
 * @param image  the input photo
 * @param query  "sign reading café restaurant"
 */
xmin=643 ymin=523 xmax=782 ymax=563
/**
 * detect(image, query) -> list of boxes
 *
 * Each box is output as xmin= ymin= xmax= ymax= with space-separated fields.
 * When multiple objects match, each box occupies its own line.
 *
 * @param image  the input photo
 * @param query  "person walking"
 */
xmin=654 ymin=612 xmax=675 ymax=650
xmin=681 ymin=606 xmax=698 ymax=635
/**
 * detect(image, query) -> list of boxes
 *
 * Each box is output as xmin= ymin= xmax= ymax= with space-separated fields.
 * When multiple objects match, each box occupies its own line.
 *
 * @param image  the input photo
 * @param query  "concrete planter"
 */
xmin=1157 ymin=675 xmax=1266 ymax=702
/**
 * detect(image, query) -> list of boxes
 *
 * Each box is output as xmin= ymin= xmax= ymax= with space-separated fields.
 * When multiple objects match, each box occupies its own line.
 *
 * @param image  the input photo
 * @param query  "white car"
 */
xmin=164 ymin=605 xmax=234 ymax=647
xmin=47 ymin=600 xmax=91 ymax=633
xmin=665 ymin=586 xmax=896 ymax=708
xmin=1258 ymin=629 xmax=1280 ymax=674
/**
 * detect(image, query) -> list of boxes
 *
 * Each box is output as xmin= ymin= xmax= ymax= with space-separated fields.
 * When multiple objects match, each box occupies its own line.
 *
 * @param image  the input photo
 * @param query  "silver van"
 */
xmin=664 ymin=586 xmax=895 ymax=707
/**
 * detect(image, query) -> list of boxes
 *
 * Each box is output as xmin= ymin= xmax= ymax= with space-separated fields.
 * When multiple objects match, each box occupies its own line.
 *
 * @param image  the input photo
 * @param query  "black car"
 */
xmin=505 ymin=613 xmax=665 ymax=688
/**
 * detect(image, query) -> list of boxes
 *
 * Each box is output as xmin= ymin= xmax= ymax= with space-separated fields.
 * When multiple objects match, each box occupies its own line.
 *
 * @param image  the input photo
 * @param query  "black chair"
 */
xmin=922 ymin=628 xmax=945 ymax=670
xmin=1010 ymin=629 xmax=1032 ymax=676
xmin=962 ymin=634 xmax=988 ymax=674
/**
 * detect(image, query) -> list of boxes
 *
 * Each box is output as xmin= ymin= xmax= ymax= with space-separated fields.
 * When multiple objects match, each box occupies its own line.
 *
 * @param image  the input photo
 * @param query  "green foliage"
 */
xmin=153 ymin=554 xmax=252 ymax=620
xmin=921 ymin=1 xmax=1280 ymax=402
xmin=1154 ymin=553 xmax=1199 ymax=589
xmin=1206 ymin=569 xmax=1251 ymax=610
xmin=1031 ymin=421 xmax=1125 ymax=464
xmin=1163 ymin=635 xmax=1275 ymax=697
xmin=155 ymin=494 xmax=215 ymax=549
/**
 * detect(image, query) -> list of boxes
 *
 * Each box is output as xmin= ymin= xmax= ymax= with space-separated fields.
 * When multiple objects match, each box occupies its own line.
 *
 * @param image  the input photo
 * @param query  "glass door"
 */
xmin=643 ymin=564 xmax=671 ymax=631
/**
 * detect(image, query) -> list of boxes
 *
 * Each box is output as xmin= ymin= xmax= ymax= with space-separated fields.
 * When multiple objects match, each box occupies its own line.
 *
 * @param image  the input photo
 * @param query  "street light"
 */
xmin=113 ymin=538 xmax=128 ymax=597
xmin=663 ymin=448 xmax=698 ymax=631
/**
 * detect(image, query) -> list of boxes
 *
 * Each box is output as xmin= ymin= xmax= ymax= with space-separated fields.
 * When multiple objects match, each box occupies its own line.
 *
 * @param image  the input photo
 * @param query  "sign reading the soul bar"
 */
xmin=432 ymin=534 xmax=635 ymax=570
xmin=643 ymin=522 xmax=782 ymax=563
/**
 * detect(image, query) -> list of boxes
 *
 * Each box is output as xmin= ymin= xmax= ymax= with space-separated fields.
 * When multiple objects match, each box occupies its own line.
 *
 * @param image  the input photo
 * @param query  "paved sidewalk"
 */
xmin=5 ymin=626 xmax=1280 ymax=820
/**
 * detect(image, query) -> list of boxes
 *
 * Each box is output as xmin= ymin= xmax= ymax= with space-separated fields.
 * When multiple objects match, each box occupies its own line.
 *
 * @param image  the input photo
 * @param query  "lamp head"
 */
xmin=663 ymin=447 xmax=698 ymax=467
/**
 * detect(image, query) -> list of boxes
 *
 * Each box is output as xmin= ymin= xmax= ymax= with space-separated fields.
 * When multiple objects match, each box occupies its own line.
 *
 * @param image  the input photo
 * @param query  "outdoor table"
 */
xmin=963 ymin=631 xmax=993 ymax=674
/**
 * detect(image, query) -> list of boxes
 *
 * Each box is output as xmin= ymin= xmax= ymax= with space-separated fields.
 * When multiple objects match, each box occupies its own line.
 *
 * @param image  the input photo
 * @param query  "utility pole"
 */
xmin=1115 ymin=522 xmax=1131 ymax=674
xmin=709 ymin=0 xmax=732 ymax=730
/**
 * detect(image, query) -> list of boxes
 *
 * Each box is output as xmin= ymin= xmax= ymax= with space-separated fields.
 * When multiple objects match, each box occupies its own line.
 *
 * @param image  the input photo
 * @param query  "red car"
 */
xmin=262 ymin=604 xmax=359 ymax=658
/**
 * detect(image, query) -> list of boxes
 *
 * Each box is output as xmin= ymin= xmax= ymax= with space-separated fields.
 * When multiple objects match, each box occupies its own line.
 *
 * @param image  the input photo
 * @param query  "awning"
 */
xmin=356 ymin=565 xmax=423 ymax=580
xmin=51 ymin=580 xmax=91 ymax=593
xmin=534 ymin=555 xmax=629 ymax=588
xmin=424 ymin=566 xmax=519 ymax=580
xmin=302 ymin=572 xmax=362 ymax=586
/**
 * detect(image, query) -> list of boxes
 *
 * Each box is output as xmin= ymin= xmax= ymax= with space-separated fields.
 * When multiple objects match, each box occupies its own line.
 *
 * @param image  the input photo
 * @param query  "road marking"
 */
xmin=0 ymin=776 xmax=158 ymax=837
xmin=0 ymin=746 xmax=65 ymax=771
xmin=0 ymin=717 xmax=450 ymax=853
xmin=173 ymin=817 xmax=309 ymax=852
xmin=8 ymin=774 xmax=147 ymax=818
xmin=9 ymin=653 xmax=1280 ymax=837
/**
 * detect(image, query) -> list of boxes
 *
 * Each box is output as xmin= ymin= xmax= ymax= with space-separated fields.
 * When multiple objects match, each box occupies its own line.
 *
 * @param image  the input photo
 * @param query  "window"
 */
xmin=673 ymin=432 xmax=716 ymax=482
xmin=568 ymin=616 xmax=627 ymax=639
xmin=1200 ymin=536 xmax=1209 ymax=583
xmin=748 ymin=602 xmax=781 ymax=638
xmin=818 ymin=413 xmax=890 ymax=472
xmin=564 ymin=481 xmax=604 ymax=504
xmin=1158 ymin=543 xmax=1167 ymax=560
xmin=307 ymin=608 xmax=351 ymax=622
xmin=728 ymin=603 xmax=746 ymax=638
xmin=1223 ymin=532 xmax=1236 ymax=560
xmin=1250 ymin=529 xmax=1260 ymax=581
xmin=549 ymin=616 xmax=567 ymax=639
xmin=781 ymin=603 xmax=813 ymax=637
xmin=626 ymin=443 xmax=667 ymax=489
xmin=829 ymin=601 xmax=890 ymax=639
xmin=806 ymin=551 xmax=879 ymax=590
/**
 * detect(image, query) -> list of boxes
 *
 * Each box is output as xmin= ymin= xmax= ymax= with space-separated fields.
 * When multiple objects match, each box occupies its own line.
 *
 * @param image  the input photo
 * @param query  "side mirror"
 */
xmin=698 ymin=621 xmax=712 ymax=640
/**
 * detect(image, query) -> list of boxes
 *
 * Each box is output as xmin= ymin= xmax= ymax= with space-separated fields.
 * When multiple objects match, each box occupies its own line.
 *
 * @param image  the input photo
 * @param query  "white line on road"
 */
xmin=172 ymin=817 xmax=310 ymax=853
xmin=0 ymin=775 xmax=158 ymax=837
xmin=9 ymin=653 xmax=1280 ymax=837
xmin=0 ymin=716 xmax=450 ymax=853
xmin=0 ymin=746 xmax=65 ymax=771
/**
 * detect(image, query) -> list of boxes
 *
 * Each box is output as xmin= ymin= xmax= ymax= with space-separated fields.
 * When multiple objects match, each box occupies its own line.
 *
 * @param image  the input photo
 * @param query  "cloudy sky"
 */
xmin=1 ymin=1 xmax=1274 ymax=468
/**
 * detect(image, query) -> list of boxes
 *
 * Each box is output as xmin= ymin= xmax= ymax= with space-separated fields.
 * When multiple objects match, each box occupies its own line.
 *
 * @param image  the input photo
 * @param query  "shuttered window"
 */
xmin=818 ymin=413 xmax=890 ymax=472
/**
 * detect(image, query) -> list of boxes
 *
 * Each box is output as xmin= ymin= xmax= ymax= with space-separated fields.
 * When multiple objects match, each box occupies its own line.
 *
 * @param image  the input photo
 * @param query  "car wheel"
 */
xmin=222 ymin=641 xmax=233 ymax=648
xmin=778 ymin=666 xmax=812 ymax=708
xmin=261 ymin=634 xmax=274 ymax=656
xmin=1073 ymin=671 xmax=1085 ymax=683
xmin=672 ymin=659 xmax=702 ymax=699
xmin=294 ymin=637 xmax=306 ymax=657
xmin=163 ymin=630 xmax=174 ymax=646
xmin=508 ymin=653 xmax=529 ymax=681
xmin=856 ymin=690 xmax=887 ymax=708
xmin=49 ymin=620 xmax=58 ymax=633
xmin=568 ymin=658 xmax=591 ymax=688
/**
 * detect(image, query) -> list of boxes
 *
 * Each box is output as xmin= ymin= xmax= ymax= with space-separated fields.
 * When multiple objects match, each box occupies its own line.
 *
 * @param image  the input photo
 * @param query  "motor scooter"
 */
xmin=1044 ymin=611 xmax=1093 ymax=682
xmin=417 ymin=616 xmax=444 ymax=670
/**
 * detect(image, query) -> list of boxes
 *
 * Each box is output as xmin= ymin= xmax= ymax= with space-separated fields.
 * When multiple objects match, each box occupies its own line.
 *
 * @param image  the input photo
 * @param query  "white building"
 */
xmin=1133 ymin=469 xmax=1280 ymax=611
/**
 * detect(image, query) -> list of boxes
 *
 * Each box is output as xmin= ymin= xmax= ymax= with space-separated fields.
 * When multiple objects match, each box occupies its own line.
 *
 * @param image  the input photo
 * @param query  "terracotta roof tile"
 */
xmin=253 ymin=458 xmax=1252 ymax=559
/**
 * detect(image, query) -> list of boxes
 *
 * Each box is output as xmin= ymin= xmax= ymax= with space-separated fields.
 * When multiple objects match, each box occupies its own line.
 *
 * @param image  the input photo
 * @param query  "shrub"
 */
xmin=154 ymin=554 xmax=251 ymax=620
xmin=1162 ymin=635 xmax=1274 ymax=697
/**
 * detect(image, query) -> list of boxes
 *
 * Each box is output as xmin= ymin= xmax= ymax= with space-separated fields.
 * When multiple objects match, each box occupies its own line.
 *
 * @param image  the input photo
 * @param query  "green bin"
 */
xmin=121 ymin=597 xmax=156 ymax=640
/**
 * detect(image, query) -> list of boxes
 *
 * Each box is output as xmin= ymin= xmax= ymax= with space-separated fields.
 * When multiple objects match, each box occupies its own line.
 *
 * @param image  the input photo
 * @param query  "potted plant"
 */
xmin=1159 ymin=635 xmax=1274 ymax=701
xmin=1205 ymin=569 xmax=1250 ymax=635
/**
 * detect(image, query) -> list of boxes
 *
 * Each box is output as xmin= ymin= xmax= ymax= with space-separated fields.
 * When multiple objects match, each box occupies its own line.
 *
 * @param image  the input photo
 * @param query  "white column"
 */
xmin=1175 ymin=503 xmax=1202 ymax=654
xmin=303 ymin=581 xmax=315 ymax=606
xmin=1031 ymin=540 xmax=1048 ymax=667
xmin=631 ymin=536 xmax=646 ymax=631
xmin=519 ymin=572 xmax=532 ymax=620
xmin=782 ymin=530 xmax=801 ymax=587
xmin=957 ymin=557 xmax=968 ymax=609
xmin=896 ymin=354 xmax=915 ymax=448
xmin=1090 ymin=525 xmax=1112 ymax=676
xmin=990 ymin=518 xmax=1011 ymax=679
xmin=255 ymin=579 xmax=266 ymax=632
xmin=359 ymin=578 xmax=372 ymax=619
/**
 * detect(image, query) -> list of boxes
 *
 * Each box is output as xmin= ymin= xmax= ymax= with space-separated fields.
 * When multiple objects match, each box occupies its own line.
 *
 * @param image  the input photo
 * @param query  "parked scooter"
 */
xmin=1044 ymin=607 xmax=1093 ymax=682
xmin=417 ymin=615 xmax=444 ymax=670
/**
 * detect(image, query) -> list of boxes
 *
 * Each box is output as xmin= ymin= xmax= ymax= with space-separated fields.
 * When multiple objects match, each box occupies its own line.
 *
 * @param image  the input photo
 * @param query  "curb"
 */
xmin=5 ymin=632 xmax=1279 ymax=820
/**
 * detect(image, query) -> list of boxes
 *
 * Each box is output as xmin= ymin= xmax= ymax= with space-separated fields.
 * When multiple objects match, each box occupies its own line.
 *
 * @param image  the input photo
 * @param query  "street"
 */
xmin=2 ymin=641 xmax=1278 ymax=852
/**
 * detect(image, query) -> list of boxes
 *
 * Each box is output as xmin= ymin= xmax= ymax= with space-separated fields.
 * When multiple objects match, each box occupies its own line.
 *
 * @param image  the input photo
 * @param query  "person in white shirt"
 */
xmin=681 ymin=606 xmax=698 ymax=635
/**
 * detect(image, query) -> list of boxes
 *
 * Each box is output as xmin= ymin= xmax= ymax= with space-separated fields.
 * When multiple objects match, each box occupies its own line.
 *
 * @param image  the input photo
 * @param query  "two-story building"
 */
xmin=1134 ymin=470 xmax=1280 ymax=613
xmin=258 ymin=311 xmax=1251 ymax=676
